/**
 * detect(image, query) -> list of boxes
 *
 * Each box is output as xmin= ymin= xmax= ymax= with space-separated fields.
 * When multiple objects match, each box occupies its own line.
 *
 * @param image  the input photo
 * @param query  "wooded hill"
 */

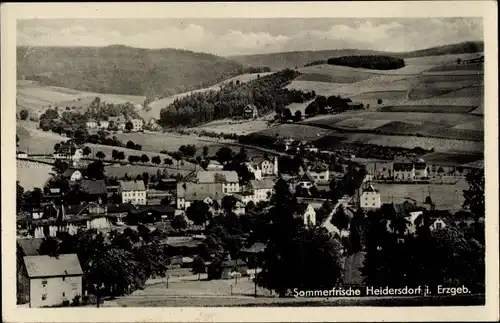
xmin=230 ymin=41 xmax=484 ymax=70
xmin=17 ymin=45 xmax=270 ymax=101
xmin=159 ymin=69 xmax=315 ymax=127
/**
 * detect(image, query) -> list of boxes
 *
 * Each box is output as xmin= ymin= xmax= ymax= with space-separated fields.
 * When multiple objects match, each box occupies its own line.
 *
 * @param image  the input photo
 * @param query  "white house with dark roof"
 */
xmin=359 ymin=183 xmax=381 ymax=210
xmin=307 ymin=163 xmax=330 ymax=183
xmin=246 ymin=156 xmax=278 ymax=180
xmin=185 ymin=170 xmax=240 ymax=194
xmin=119 ymin=180 xmax=146 ymax=205
xmin=244 ymin=104 xmax=259 ymax=119
xmin=18 ymin=254 xmax=83 ymax=308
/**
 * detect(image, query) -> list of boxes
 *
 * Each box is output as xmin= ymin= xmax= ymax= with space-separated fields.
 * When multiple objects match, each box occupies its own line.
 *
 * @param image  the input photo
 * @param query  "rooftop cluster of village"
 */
xmin=16 ymin=130 xmax=485 ymax=307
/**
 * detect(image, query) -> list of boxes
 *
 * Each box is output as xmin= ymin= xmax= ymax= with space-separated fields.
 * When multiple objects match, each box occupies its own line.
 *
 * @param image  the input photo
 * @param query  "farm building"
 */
xmin=211 ymin=259 xmax=249 ymax=280
xmin=119 ymin=180 xmax=147 ymax=205
xmin=80 ymin=180 xmax=108 ymax=203
xmin=176 ymin=181 xmax=224 ymax=210
xmin=297 ymin=172 xmax=316 ymax=189
xmin=183 ymin=170 xmax=240 ymax=195
xmin=347 ymin=102 xmax=364 ymax=110
xmin=18 ymin=254 xmax=83 ymax=308
xmin=235 ymin=178 xmax=276 ymax=205
xmin=240 ymin=243 xmax=266 ymax=269
xmin=243 ymin=104 xmax=259 ymax=119
xmin=307 ymin=163 xmax=330 ymax=184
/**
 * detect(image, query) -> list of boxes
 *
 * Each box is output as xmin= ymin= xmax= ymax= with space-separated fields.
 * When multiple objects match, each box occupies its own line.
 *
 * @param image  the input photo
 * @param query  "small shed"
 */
xmin=220 ymin=259 xmax=248 ymax=279
xmin=243 ymin=104 xmax=259 ymax=119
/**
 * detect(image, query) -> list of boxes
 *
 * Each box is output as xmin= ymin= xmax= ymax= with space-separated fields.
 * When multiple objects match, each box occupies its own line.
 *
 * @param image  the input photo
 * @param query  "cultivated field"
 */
xmin=375 ymin=179 xmax=469 ymax=212
xmin=114 ymin=132 xmax=264 ymax=158
xmin=256 ymin=123 xmax=336 ymax=141
xmin=378 ymin=105 xmax=476 ymax=114
xmin=285 ymin=81 xmax=347 ymax=96
xmin=17 ymin=160 xmax=53 ymax=190
xmin=188 ymin=118 xmax=272 ymax=136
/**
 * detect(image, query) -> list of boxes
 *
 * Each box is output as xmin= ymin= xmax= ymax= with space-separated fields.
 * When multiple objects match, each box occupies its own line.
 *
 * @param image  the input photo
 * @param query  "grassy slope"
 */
xmin=17 ymin=45 xmax=245 ymax=100
xmin=229 ymin=41 xmax=484 ymax=70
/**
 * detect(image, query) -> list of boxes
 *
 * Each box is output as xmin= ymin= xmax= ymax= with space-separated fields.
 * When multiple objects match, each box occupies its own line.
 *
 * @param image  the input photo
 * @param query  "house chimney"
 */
xmin=274 ymin=156 xmax=279 ymax=175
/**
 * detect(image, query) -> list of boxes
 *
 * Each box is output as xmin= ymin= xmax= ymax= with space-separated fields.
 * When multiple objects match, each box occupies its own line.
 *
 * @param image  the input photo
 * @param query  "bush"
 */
xmin=71 ymin=295 xmax=81 ymax=306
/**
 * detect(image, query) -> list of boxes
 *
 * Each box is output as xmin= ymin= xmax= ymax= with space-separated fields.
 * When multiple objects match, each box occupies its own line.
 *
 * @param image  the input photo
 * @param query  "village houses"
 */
xmin=18 ymin=254 xmax=83 ymax=308
xmin=130 ymin=118 xmax=144 ymax=132
xmin=85 ymin=119 xmax=98 ymax=129
xmin=246 ymin=156 xmax=278 ymax=180
xmin=119 ymin=180 xmax=147 ymax=205
xmin=295 ymin=203 xmax=317 ymax=227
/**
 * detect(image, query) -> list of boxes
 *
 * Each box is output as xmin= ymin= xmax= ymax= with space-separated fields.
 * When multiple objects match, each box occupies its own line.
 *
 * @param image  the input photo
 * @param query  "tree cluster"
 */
xmin=327 ymin=55 xmax=406 ymax=70
xmin=159 ymin=69 xmax=315 ymax=127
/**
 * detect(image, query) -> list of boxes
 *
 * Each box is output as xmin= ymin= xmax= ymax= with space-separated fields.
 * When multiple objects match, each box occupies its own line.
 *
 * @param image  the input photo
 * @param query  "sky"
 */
xmin=17 ymin=18 xmax=483 ymax=56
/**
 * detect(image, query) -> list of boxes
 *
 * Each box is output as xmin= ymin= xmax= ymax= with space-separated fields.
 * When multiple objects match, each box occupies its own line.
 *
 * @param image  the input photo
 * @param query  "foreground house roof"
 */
xmin=23 ymin=254 xmax=83 ymax=278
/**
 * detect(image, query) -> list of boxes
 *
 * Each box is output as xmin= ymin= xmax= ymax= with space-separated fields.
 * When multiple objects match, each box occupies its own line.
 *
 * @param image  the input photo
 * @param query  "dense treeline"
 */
xmin=327 ymin=55 xmax=406 ymax=70
xmin=159 ymin=69 xmax=315 ymax=127
xmin=303 ymin=60 xmax=327 ymax=67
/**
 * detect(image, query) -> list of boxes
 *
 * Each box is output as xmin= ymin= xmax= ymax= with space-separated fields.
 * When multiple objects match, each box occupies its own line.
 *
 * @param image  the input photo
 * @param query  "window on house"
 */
xmin=42 ymin=279 xmax=47 ymax=287
xmin=372 ymin=203 xmax=375 ymax=206
xmin=62 ymin=277 xmax=65 ymax=282
xmin=42 ymin=294 xmax=47 ymax=301
xmin=62 ymin=292 xmax=65 ymax=297
xmin=436 ymin=222 xmax=442 ymax=229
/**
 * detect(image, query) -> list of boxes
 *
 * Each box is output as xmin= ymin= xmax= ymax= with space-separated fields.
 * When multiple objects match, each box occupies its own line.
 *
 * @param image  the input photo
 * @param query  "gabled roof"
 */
xmin=191 ymin=171 xmax=239 ymax=184
xmin=119 ymin=180 xmax=146 ymax=191
xmin=309 ymin=163 xmax=328 ymax=172
xmin=177 ymin=182 xmax=224 ymax=201
xmin=221 ymin=259 xmax=247 ymax=268
xmin=249 ymin=178 xmax=275 ymax=190
xmin=62 ymin=168 xmax=80 ymax=178
xmin=362 ymin=184 xmax=379 ymax=193
xmin=23 ymin=254 xmax=83 ymax=278
xmin=17 ymin=238 xmax=43 ymax=256
xmin=298 ymin=172 xmax=315 ymax=183
xmin=80 ymin=180 xmax=108 ymax=195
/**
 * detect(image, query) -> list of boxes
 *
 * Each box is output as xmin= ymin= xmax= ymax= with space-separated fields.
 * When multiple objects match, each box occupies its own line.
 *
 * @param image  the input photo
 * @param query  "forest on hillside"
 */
xmin=326 ymin=55 xmax=406 ymax=70
xmin=17 ymin=46 xmax=270 ymax=100
xmin=159 ymin=69 xmax=315 ymax=127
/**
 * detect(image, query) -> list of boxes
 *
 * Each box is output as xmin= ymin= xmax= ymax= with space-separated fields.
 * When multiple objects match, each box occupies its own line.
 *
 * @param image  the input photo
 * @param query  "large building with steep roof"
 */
xmin=18 ymin=254 xmax=83 ymax=308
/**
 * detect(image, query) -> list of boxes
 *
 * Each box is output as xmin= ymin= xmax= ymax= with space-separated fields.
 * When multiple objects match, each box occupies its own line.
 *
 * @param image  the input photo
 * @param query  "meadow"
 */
xmin=113 ymin=132 xmax=264 ymax=158
xmin=16 ymin=160 xmax=53 ymax=190
xmin=17 ymin=80 xmax=146 ymax=116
